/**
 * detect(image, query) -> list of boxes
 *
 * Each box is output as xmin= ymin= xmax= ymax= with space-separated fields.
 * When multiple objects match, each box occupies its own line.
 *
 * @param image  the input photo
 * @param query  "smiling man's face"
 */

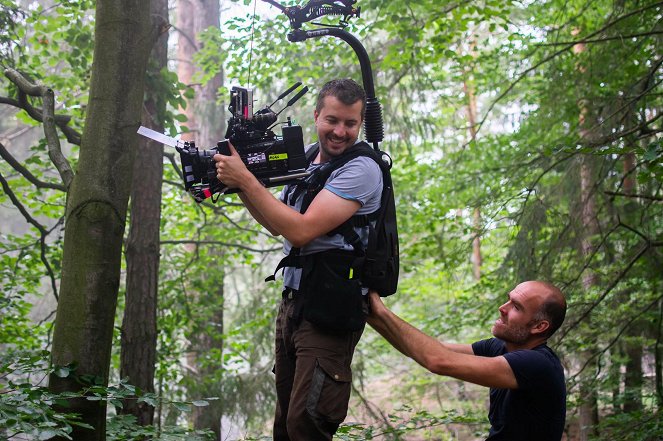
xmin=314 ymin=95 xmax=363 ymax=162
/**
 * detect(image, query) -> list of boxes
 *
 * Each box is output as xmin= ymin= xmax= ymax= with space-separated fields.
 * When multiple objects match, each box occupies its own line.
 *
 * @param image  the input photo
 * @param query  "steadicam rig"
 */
xmin=137 ymin=83 xmax=311 ymax=202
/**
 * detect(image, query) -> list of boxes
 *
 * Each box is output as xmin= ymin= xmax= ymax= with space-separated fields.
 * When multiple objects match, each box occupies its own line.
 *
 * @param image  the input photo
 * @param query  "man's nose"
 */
xmin=332 ymin=124 xmax=346 ymax=137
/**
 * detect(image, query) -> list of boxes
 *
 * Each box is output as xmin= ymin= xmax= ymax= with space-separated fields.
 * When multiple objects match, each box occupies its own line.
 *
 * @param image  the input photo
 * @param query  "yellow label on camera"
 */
xmin=349 ymin=268 xmax=354 ymax=279
xmin=269 ymin=153 xmax=288 ymax=161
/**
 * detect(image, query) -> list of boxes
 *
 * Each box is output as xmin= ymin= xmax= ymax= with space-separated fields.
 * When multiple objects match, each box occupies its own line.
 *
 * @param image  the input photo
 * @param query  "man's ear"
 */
xmin=314 ymin=109 xmax=319 ymax=123
xmin=531 ymin=320 xmax=550 ymax=336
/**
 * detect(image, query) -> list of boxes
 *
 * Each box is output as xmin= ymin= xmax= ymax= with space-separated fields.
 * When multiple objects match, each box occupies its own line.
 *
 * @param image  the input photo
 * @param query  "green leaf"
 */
xmin=53 ymin=366 xmax=71 ymax=378
xmin=173 ymin=402 xmax=190 ymax=412
xmin=39 ymin=429 xmax=61 ymax=440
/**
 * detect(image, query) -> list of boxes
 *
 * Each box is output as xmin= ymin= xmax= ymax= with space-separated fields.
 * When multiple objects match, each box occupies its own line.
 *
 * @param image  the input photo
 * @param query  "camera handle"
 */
xmin=287 ymin=27 xmax=384 ymax=151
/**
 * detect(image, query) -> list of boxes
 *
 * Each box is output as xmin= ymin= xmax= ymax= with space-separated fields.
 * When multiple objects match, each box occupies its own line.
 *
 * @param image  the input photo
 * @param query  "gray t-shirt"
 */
xmin=280 ymin=147 xmax=383 ymax=290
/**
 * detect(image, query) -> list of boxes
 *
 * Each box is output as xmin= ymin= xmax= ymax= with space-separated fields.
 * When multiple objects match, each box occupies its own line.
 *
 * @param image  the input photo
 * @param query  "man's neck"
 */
xmin=504 ymin=338 xmax=548 ymax=353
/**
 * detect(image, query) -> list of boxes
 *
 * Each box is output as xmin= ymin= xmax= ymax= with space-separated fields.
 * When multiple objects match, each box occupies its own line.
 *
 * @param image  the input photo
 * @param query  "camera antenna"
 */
xmin=266 ymin=83 xmax=309 ymax=130
xmin=274 ymin=85 xmax=309 ymax=117
xmin=267 ymin=81 xmax=302 ymax=108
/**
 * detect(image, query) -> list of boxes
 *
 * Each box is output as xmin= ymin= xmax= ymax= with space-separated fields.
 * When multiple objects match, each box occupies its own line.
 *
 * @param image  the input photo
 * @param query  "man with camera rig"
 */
xmin=367 ymin=280 xmax=567 ymax=441
xmin=214 ymin=78 xmax=383 ymax=440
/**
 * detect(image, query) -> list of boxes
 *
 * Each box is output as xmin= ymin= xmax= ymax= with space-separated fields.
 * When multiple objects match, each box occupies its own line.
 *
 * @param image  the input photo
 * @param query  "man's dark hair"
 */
xmin=316 ymin=78 xmax=366 ymax=119
xmin=533 ymin=282 xmax=567 ymax=338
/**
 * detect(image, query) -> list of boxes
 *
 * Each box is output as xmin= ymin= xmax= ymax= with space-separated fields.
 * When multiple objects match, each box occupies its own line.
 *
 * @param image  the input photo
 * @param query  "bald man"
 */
xmin=367 ymin=281 xmax=567 ymax=441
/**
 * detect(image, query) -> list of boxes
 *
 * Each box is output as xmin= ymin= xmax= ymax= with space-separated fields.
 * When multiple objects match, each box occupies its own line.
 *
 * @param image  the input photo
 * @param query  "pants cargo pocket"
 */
xmin=306 ymin=357 xmax=352 ymax=424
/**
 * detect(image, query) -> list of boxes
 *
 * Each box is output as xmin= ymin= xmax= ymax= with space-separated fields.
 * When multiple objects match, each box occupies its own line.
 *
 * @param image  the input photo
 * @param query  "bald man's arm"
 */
xmin=367 ymin=292 xmax=518 ymax=389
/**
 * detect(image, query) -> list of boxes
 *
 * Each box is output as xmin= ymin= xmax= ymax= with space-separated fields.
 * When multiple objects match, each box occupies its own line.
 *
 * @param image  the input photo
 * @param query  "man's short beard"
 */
xmin=493 ymin=322 xmax=532 ymax=345
xmin=319 ymin=137 xmax=355 ymax=159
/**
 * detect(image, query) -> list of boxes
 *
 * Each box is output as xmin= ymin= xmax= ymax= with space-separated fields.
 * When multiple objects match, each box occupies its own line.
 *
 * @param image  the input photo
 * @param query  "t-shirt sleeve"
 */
xmin=472 ymin=338 xmax=504 ymax=357
xmin=324 ymin=156 xmax=382 ymax=209
xmin=503 ymin=349 xmax=556 ymax=391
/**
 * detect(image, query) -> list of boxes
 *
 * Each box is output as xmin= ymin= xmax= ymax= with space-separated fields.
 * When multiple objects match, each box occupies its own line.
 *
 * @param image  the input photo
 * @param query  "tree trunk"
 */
xmin=463 ymin=54 xmax=481 ymax=281
xmin=573 ymin=31 xmax=600 ymax=440
xmin=578 ymin=153 xmax=600 ymax=441
xmin=177 ymin=0 xmax=225 ymax=146
xmin=119 ymin=0 xmax=169 ymax=426
xmin=48 ymin=2 xmax=156 ymax=439
xmin=656 ymin=296 xmax=663 ymax=409
xmin=176 ymin=1 xmax=225 ymax=437
xmin=187 ymin=272 xmax=226 ymax=438
xmin=621 ymin=151 xmax=643 ymax=413
xmin=623 ymin=341 xmax=643 ymax=413
xmin=609 ymin=348 xmax=622 ymax=413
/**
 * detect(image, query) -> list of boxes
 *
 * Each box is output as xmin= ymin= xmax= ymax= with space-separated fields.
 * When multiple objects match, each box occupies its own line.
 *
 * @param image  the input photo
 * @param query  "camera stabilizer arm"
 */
xmin=262 ymin=0 xmax=359 ymax=29
xmin=262 ymin=0 xmax=384 ymax=151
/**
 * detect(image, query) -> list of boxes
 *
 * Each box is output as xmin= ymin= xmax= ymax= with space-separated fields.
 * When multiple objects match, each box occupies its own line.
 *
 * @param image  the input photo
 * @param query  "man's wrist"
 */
xmin=237 ymin=172 xmax=263 ymax=195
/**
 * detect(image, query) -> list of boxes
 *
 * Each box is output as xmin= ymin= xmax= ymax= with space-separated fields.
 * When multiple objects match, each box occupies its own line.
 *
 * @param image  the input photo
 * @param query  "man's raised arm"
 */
xmin=367 ymin=291 xmax=518 ymax=389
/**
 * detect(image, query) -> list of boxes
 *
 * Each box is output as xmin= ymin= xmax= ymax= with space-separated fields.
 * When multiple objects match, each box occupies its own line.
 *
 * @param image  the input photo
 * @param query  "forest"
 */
xmin=0 ymin=0 xmax=661 ymax=440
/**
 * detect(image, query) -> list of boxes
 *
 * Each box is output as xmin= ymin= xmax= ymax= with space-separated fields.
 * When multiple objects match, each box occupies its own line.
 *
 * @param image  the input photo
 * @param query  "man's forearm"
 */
xmin=239 ymin=177 xmax=305 ymax=240
xmin=238 ymin=192 xmax=279 ymax=235
xmin=369 ymin=306 xmax=448 ymax=370
xmin=368 ymin=314 xmax=415 ymax=358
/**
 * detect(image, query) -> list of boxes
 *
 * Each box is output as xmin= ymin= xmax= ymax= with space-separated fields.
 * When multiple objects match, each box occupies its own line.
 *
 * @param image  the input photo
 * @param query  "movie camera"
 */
xmin=138 ymin=82 xmax=310 ymax=202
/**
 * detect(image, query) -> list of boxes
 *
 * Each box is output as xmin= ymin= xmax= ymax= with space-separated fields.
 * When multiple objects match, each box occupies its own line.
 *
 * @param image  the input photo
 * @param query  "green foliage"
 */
xmin=0 ymin=350 xmax=91 ymax=440
xmin=107 ymin=414 xmax=213 ymax=441
xmin=239 ymin=405 xmax=486 ymax=440
xmin=193 ymin=27 xmax=228 ymax=87
xmin=591 ymin=409 xmax=663 ymax=441
xmin=144 ymin=65 xmax=192 ymax=136
xmin=0 ymin=1 xmax=25 ymax=67
xmin=1 ymin=350 xmax=215 ymax=440
xmin=335 ymin=406 xmax=485 ymax=440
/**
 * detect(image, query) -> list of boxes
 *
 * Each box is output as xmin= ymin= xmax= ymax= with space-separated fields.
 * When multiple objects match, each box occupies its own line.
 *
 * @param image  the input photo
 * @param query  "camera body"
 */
xmin=178 ymin=86 xmax=309 ymax=202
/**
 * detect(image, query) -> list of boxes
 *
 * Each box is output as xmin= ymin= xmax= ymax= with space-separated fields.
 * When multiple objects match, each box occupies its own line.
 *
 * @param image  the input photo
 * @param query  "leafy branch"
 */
xmin=558 ymin=222 xmax=663 ymax=342
xmin=3 ymin=68 xmax=78 ymax=188
xmin=474 ymin=1 xmax=663 ymax=138
xmin=0 ymin=141 xmax=66 ymax=191
xmin=605 ymin=191 xmax=663 ymax=202
xmin=0 ymin=171 xmax=60 ymax=301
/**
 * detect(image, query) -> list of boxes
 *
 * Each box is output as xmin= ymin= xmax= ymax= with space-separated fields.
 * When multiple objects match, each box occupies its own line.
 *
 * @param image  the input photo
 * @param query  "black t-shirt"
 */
xmin=471 ymin=338 xmax=566 ymax=441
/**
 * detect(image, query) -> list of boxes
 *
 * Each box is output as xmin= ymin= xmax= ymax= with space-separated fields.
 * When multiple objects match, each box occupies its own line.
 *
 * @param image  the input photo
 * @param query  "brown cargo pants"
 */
xmin=273 ymin=289 xmax=365 ymax=441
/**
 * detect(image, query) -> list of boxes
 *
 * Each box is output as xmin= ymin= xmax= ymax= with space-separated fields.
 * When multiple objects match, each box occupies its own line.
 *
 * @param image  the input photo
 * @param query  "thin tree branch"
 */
xmin=169 ymin=23 xmax=199 ymax=53
xmin=4 ymin=68 xmax=76 ymax=187
xmin=0 ymin=141 xmax=67 ymax=191
xmin=558 ymin=235 xmax=659 ymax=341
xmin=566 ymin=291 xmax=663 ymax=385
xmin=563 ymin=222 xmax=622 ymax=291
xmin=474 ymin=1 xmax=663 ymax=137
xmin=606 ymin=191 xmax=663 ymax=202
xmin=41 ymin=87 xmax=74 ymax=187
xmin=163 ymin=150 xmax=183 ymax=180
xmin=351 ymin=381 xmax=398 ymax=432
xmin=0 ymin=171 xmax=59 ymax=301
xmin=1 ymin=84 xmax=81 ymax=146
xmin=581 ymin=75 xmax=663 ymax=148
